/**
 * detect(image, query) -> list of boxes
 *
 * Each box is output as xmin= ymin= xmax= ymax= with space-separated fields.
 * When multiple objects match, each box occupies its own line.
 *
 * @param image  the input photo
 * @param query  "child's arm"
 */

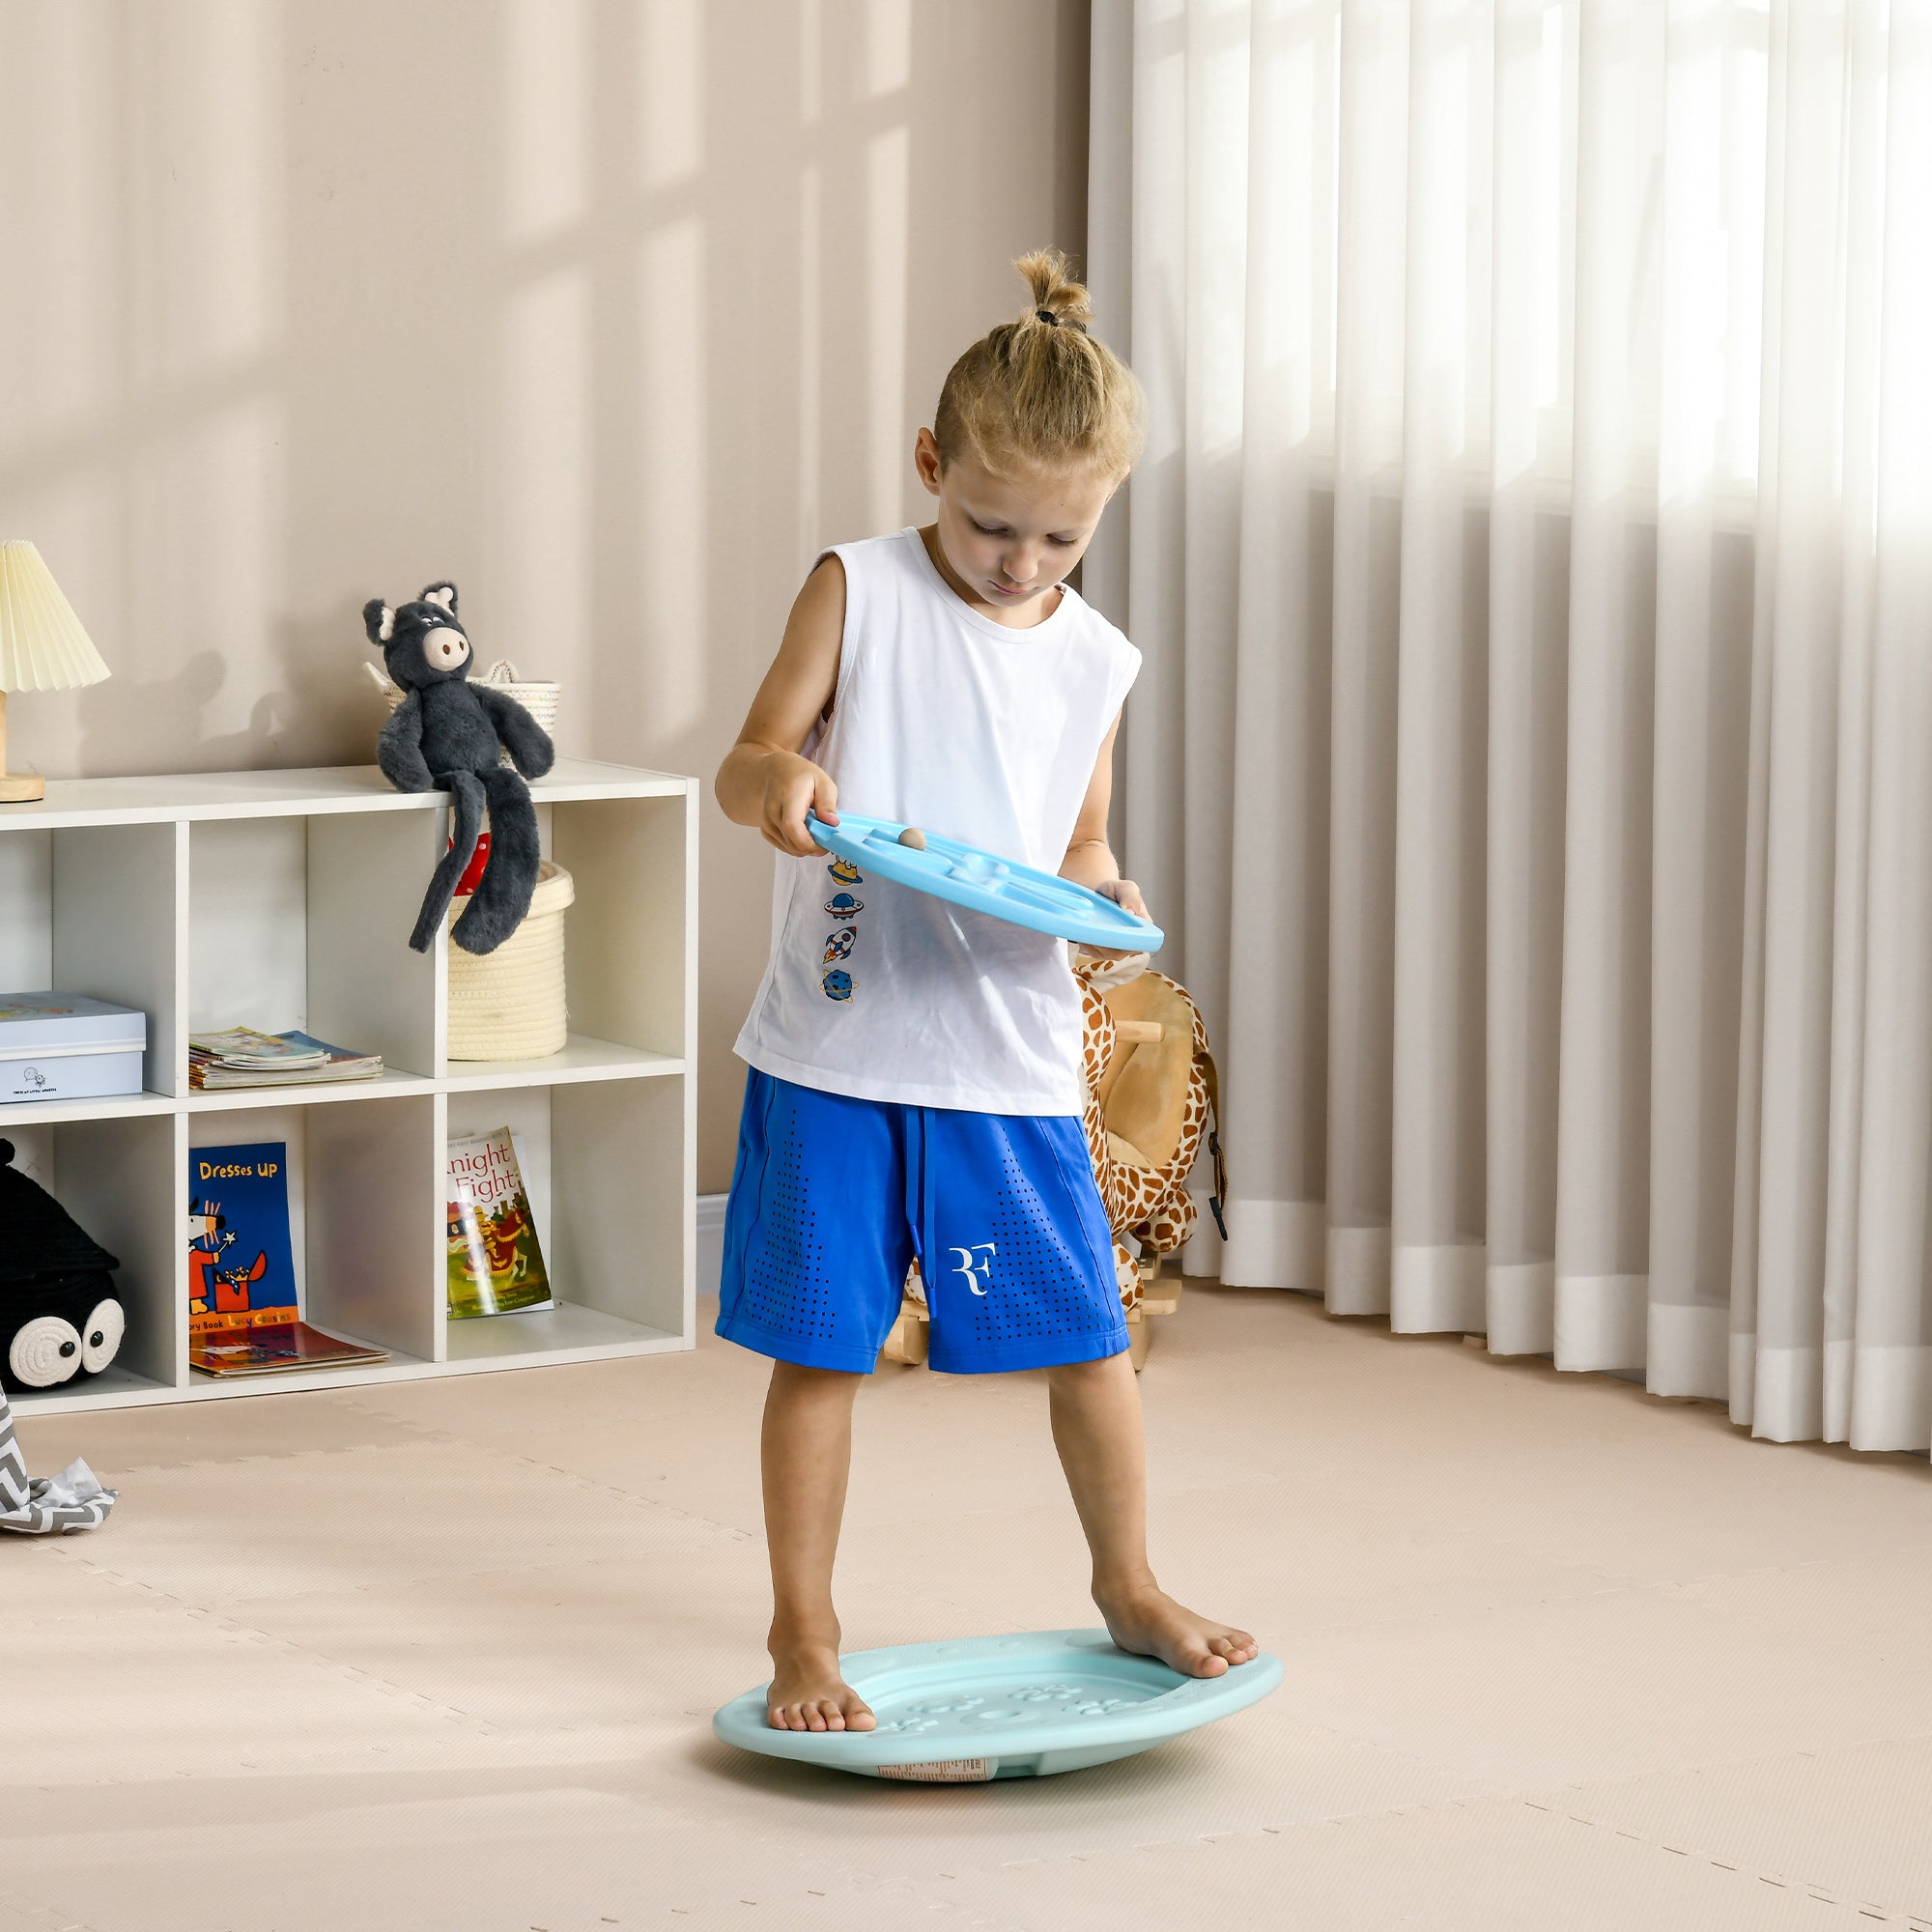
xmin=1062 ymin=710 xmax=1151 ymax=948
xmin=715 ymin=557 xmax=845 ymax=857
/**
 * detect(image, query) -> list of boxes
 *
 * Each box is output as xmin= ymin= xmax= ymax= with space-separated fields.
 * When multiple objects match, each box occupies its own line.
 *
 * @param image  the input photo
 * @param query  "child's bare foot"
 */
xmin=766 ymin=1636 xmax=876 ymax=1731
xmin=1094 ymin=1580 xmax=1260 ymax=1678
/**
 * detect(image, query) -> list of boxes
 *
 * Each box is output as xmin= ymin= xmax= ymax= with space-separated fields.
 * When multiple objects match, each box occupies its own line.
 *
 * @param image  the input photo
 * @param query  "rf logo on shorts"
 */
xmin=950 ymin=1242 xmax=997 ymax=1294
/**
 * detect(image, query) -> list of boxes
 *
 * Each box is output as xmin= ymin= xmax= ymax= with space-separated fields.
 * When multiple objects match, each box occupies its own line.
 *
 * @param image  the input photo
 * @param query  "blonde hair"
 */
xmin=932 ymin=249 xmax=1145 ymax=478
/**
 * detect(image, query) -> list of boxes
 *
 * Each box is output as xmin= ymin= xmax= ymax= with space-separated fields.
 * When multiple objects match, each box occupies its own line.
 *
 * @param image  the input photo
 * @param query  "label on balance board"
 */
xmin=876 ymin=1758 xmax=994 ymax=1783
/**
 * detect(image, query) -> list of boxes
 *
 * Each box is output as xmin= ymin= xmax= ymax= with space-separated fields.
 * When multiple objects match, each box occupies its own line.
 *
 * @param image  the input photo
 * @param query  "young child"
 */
xmin=715 ymin=250 xmax=1257 ymax=1733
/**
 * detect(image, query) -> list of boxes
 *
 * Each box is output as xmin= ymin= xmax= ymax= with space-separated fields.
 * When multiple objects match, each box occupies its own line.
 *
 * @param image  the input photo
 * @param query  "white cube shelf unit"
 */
xmin=0 ymin=759 xmax=696 ymax=1415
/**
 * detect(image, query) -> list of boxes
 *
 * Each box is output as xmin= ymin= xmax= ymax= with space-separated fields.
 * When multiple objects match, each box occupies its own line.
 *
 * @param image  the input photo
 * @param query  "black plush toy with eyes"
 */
xmin=363 ymin=582 xmax=555 ymax=955
xmin=0 ymin=1138 xmax=125 ymax=1395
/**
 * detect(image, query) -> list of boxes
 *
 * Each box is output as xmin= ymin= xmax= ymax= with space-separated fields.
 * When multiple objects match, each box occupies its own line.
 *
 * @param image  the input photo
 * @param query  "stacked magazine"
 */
xmin=189 ymin=1026 xmax=383 ymax=1091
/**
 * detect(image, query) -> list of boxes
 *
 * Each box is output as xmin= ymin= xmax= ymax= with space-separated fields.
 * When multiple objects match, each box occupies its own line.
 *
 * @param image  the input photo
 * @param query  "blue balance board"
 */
xmin=806 ymin=812 xmax=1164 ymax=953
xmin=713 ymin=1628 xmax=1282 ymax=1781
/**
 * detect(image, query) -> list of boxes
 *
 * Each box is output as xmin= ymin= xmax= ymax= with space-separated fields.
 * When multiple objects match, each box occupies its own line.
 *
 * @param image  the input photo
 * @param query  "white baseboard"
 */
xmin=696 ymin=1191 xmax=726 ymax=1298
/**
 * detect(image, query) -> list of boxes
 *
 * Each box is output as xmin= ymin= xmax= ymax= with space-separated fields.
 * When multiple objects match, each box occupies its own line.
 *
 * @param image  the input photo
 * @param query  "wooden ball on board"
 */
xmin=897 ymin=826 xmax=927 ymax=850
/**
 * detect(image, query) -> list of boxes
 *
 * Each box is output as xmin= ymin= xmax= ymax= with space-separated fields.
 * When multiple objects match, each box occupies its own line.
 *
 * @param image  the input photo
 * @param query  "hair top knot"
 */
xmin=932 ymin=248 xmax=1144 ymax=476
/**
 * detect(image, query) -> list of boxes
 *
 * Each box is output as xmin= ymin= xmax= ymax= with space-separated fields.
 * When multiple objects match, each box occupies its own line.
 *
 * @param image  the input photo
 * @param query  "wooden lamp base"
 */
xmin=0 ymin=691 xmax=45 ymax=802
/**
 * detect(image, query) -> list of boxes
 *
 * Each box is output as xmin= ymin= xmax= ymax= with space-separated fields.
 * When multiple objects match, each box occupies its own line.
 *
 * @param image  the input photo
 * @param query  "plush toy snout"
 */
xmin=421 ymin=626 xmax=471 ymax=671
xmin=364 ymin=594 xmax=475 ymax=689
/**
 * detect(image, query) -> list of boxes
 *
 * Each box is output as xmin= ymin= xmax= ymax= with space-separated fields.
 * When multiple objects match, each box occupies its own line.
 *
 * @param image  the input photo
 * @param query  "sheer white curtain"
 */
xmin=1085 ymin=0 xmax=1932 ymax=1451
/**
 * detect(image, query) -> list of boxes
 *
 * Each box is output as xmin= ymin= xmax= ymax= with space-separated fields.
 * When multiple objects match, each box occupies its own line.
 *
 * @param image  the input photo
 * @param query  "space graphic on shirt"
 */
xmin=821 ymin=860 xmax=865 ymax=1001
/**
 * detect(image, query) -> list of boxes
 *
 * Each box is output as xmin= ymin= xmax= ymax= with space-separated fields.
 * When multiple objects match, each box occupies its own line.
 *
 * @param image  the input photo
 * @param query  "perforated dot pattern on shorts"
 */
xmin=964 ymin=1147 xmax=1107 ymax=1346
xmin=743 ymin=1136 xmax=837 ymax=1346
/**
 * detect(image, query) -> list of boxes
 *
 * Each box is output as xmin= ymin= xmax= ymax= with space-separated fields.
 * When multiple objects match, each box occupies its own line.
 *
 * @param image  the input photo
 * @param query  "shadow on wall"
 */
xmin=0 ymin=0 xmax=1088 ymax=1188
xmin=0 ymin=0 xmax=1087 ymax=784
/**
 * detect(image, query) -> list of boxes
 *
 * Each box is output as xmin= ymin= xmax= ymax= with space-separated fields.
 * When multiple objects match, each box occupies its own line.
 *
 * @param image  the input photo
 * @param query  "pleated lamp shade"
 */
xmin=0 ymin=541 xmax=110 ymax=804
xmin=0 ymin=541 xmax=110 ymax=691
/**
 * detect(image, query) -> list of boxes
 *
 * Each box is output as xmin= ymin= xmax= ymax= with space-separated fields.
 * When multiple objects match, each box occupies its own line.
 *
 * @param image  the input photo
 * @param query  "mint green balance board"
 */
xmin=806 ymin=812 xmax=1163 ymax=953
xmin=713 ymin=1629 xmax=1282 ymax=1782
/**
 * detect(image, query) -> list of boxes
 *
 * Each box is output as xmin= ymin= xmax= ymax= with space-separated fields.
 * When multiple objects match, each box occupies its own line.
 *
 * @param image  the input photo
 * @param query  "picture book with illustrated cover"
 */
xmin=188 ymin=1323 xmax=387 ymax=1378
xmin=187 ymin=1143 xmax=297 ymax=1332
xmin=186 ymin=1140 xmax=387 ymax=1375
xmin=445 ymin=1126 xmax=554 ymax=1319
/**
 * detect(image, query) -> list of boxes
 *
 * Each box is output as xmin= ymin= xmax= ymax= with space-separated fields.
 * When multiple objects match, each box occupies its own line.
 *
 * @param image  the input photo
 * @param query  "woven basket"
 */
xmin=365 ymin=659 xmax=561 ymax=757
xmin=445 ymin=861 xmax=573 ymax=1060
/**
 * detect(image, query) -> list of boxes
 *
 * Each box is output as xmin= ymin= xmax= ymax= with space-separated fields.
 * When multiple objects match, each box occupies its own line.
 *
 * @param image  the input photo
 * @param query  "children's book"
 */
xmin=188 ymin=1323 xmax=388 ymax=1378
xmin=188 ymin=1026 xmax=382 ymax=1090
xmin=187 ymin=1142 xmax=297 ymax=1331
xmin=186 ymin=1141 xmax=387 ymax=1375
xmin=445 ymin=1126 xmax=554 ymax=1319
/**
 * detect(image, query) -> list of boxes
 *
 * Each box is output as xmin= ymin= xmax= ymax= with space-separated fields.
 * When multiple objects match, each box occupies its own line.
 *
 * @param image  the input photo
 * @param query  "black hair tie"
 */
xmin=1036 ymin=307 xmax=1059 ymax=327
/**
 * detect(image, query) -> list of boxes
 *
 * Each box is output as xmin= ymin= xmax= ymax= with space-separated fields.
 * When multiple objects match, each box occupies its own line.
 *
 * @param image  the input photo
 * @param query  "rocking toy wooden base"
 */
xmin=879 ymin=1303 xmax=929 ymax=1367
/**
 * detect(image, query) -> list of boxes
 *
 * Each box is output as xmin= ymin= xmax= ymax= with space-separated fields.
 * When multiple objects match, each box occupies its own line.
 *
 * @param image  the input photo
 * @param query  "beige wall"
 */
xmin=0 ymin=0 xmax=1089 ymax=1191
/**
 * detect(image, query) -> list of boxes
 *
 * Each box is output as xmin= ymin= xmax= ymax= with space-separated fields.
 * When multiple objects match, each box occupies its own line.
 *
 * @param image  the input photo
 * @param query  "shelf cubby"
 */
xmin=188 ymin=809 xmax=440 ymax=1076
xmin=187 ymin=1092 xmax=442 ymax=1371
xmin=0 ymin=819 xmax=182 ymax=1095
xmin=1 ymin=759 xmax=696 ymax=1415
xmin=535 ymin=793 xmax=689 ymax=1066
xmin=441 ymin=1073 xmax=688 ymax=1368
xmin=4 ymin=1110 xmax=183 ymax=1406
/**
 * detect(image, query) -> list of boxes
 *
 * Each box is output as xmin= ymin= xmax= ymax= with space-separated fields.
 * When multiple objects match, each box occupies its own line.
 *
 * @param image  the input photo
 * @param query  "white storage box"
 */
xmin=0 ymin=992 xmax=147 ymax=1104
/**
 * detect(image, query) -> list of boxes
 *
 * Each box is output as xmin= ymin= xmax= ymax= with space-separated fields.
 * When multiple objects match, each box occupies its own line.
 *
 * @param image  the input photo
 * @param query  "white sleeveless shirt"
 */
xmin=735 ymin=528 xmax=1141 ymax=1116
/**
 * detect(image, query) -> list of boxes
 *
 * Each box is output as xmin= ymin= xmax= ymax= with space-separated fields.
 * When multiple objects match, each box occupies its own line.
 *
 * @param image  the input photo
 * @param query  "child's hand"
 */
xmin=1081 ymin=877 xmax=1152 ymax=962
xmin=761 ymin=753 xmax=841 ymax=857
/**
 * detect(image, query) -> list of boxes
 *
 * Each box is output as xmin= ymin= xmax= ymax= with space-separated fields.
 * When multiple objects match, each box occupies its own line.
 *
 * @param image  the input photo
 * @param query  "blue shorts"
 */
xmin=716 ymin=1069 xmax=1128 ymax=1375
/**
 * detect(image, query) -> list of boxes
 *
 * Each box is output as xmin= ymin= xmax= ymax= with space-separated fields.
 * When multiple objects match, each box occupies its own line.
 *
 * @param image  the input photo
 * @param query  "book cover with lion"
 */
xmin=445 ymin=1126 xmax=554 ymax=1319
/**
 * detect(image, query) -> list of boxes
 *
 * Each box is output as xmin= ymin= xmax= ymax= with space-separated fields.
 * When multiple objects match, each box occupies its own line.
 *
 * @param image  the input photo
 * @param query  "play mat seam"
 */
xmin=34 ymin=1545 xmax=504 ymax=1740
xmin=329 ymin=1398 xmax=759 ymax=1545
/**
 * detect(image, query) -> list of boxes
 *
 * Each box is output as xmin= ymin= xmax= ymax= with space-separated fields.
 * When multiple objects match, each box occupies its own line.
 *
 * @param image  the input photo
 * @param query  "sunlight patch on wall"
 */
xmin=140 ymin=0 xmax=284 ymax=382
xmin=866 ymin=0 xmax=912 ymax=97
xmin=0 ymin=5 xmax=116 ymax=452
xmin=639 ymin=0 xmax=704 ymax=187
xmin=867 ymin=126 xmax=910 ymax=532
xmin=504 ymin=0 xmax=590 ymax=241
xmin=800 ymin=0 xmax=824 ymax=124
xmin=639 ymin=216 xmax=707 ymax=738
xmin=797 ymin=163 xmax=823 ymax=566
xmin=498 ymin=270 xmax=591 ymax=673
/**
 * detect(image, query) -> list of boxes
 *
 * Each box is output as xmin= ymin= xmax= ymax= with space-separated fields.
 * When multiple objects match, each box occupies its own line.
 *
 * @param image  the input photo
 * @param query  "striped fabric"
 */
xmin=0 ymin=1382 xmax=115 ymax=1535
